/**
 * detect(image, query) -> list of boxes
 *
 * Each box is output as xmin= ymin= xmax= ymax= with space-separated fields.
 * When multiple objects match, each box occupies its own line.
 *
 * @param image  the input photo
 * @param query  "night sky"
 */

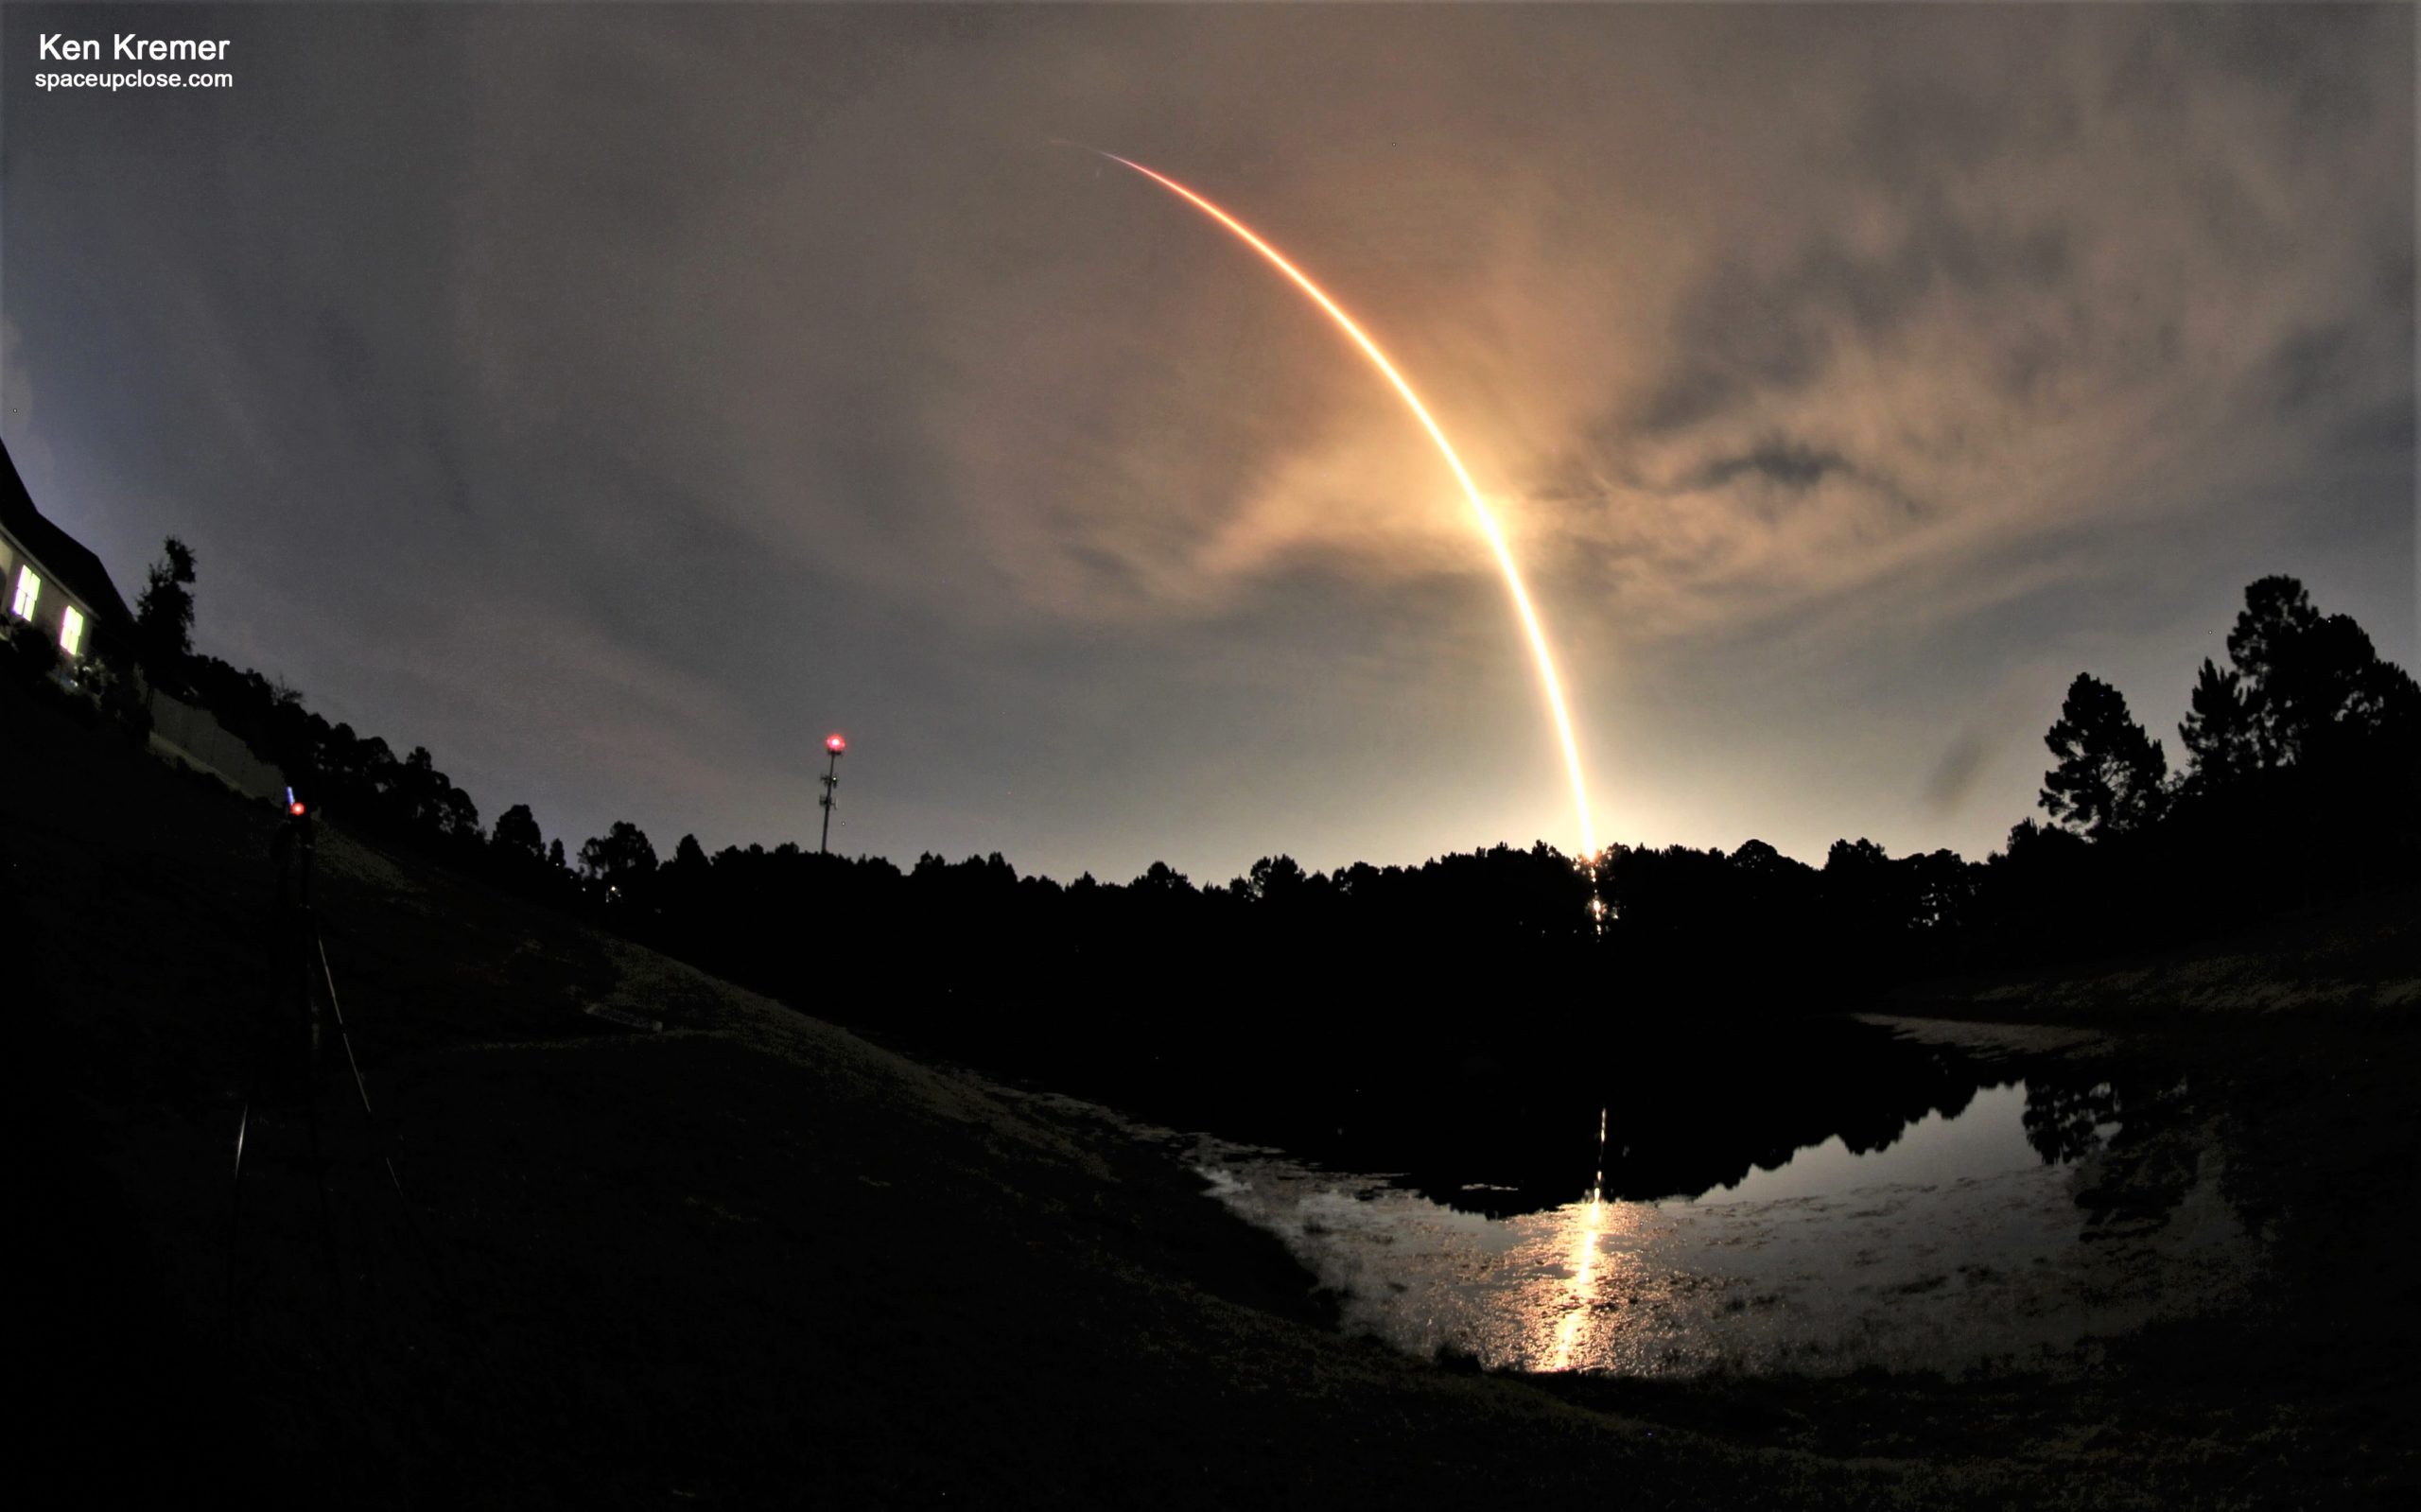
xmin=7 ymin=4 xmax=2412 ymax=884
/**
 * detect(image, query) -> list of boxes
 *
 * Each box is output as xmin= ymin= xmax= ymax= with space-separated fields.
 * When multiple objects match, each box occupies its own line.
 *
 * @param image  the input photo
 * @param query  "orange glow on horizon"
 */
xmin=1096 ymin=151 xmax=1600 ymax=861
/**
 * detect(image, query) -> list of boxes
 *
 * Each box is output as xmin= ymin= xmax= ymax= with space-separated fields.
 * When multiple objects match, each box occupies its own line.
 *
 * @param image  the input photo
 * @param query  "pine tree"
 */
xmin=2177 ymin=658 xmax=2255 ymax=792
xmin=493 ymin=804 xmax=545 ymax=863
xmin=2040 ymin=673 xmax=2169 ymax=840
xmin=133 ymin=537 xmax=198 ymax=679
xmin=2201 ymin=574 xmax=2421 ymax=778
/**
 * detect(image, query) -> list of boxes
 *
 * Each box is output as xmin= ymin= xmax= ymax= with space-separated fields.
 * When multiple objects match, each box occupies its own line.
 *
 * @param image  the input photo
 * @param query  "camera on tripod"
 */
xmin=271 ymin=785 xmax=315 ymax=911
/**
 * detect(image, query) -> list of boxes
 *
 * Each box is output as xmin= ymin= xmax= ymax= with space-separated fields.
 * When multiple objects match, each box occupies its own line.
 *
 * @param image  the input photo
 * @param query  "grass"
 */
xmin=9 ymin=678 xmax=2412 ymax=1507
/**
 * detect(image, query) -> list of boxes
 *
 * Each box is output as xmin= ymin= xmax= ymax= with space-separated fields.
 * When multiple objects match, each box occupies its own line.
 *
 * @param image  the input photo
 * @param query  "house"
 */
xmin=1 ymin=436 xmax=131 ymax=667
xmin=1 ymin=436 xmax=286 ymax=800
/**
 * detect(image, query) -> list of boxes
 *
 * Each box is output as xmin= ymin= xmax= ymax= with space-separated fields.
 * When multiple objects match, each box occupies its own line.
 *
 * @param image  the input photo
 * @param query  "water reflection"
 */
xmin=1543 ymin=1107 xmax=1610 ymax=1372
xmin=1193 ymin=1029 xmax=2253 ymax=1377
xmin=1700 ymin=1082 xmax=2047 ymax=1206
xmin=1290 ymin=1017 xmax=2029 ymax=1220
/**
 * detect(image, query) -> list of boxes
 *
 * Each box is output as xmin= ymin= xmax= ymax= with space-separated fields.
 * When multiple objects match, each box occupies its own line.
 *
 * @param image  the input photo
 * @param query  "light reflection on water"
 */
xmin=1193 ymin=1080 xmax=2253 ymax=1378
xmin=1543 ymin=1107 xmax=1610 ymax=1373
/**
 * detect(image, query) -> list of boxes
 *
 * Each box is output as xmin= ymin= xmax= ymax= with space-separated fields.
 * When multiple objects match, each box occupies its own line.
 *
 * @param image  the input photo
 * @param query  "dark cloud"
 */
xmin=1637 ymin=201 xmax=2073 ymax=438
xmin=1923 ymin=725 xmax=1994 ymax=816
xmin=1693 ymin=439 xmax=1851 ymax=495
xmin=2333 ymin=398 xmax=2417 ymax=461
xmin=2266 ymin=323 xmax=2360 ymax=416
xmin=2170 ymin=2 xmax=2395 ymax=124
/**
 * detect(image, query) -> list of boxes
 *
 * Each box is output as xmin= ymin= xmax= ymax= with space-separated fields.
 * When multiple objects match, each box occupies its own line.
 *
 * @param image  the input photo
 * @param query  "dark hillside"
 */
xmin=10 ymin=676 xmax=2412 ymax=1507
xmin=4 ymin=680 xmax=1887 ymax=1508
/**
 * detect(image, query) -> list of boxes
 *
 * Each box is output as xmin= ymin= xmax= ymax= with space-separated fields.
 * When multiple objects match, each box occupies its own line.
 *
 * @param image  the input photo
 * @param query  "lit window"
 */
xmin=60 ymin=605 xmax=85 ymax=657
xmin=9 ymin=566 xmax=37 ymax=619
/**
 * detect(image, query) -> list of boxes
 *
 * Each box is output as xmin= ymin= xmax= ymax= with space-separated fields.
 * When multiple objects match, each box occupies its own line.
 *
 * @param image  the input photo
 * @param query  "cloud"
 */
xmin=1495 ymin=7 xmax=2413 ymax=652
xmin=1 ymin=318 xmax=56 ymax=487
xmin=6 ymin=3 xmax=2408 ymax=877
xmin=1689 ymin=438 xmax=1860 ymax=500
xmin=244 ymin=3 xmax=2391 ymax=669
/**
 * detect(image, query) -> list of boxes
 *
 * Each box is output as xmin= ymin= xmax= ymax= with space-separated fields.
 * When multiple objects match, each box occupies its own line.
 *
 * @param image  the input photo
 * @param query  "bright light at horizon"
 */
xmin=1095 ymin=151 xmax=1601 ymax=861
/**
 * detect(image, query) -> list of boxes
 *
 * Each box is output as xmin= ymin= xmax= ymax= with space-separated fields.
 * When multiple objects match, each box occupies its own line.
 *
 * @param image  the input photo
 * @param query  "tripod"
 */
xmin=227 ymin=804 xmax=428 ymax=1304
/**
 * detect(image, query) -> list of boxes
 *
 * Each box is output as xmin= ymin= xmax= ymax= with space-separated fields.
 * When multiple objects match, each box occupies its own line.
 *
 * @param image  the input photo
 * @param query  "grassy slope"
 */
xmin=8 ymin=682 xmax=2408 ymax=1507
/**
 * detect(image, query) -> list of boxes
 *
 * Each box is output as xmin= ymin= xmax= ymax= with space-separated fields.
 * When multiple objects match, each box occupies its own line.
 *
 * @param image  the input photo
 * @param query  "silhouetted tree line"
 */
xmin=1597 ymin=580 xmax=2412 ymax=992
xmin=178 ymin=653 xmax=500 ymax=866
xmin=1988 ymin=574 xmax=2418 ymax=963
xmin=150 ymin=561 xmax=2412 ymax=1089
xmin=78 ymin=538 xmax=549 ymax=877
xmin=570 ymin=575 xmax=2414 ymax=1089
xmin=35 ymin=547 xmax=2387 ymax=1206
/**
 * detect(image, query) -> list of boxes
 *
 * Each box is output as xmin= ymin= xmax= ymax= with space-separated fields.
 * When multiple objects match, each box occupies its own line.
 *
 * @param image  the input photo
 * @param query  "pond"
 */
xmin=1178 ymin=1020 xmax=2258 ymax=1377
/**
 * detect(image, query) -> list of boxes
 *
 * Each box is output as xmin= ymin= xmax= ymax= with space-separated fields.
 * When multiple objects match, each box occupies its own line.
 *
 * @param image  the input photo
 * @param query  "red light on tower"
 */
xmin=818 ymin=734 xmax=847 ymax=853
xmin=289 ymin=800 xmax=307 ymax=817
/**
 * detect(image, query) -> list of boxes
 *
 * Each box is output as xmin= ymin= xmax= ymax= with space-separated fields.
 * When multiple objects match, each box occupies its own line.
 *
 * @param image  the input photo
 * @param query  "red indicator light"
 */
xmin=289 ymin=801 xmax=307 ymax=816
xmin=825 ymin=734 xmax=846 ymax=753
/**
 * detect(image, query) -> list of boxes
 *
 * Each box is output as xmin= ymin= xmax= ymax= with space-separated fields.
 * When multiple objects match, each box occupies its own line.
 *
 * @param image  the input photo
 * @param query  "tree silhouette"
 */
xmin=2001 ymin=816 xmax=2087 ymax=863
xmin=2040 ymin=673 xmax=2168 ymax=839
xmin=2224 ymin=575 xmax=2325 ymax=770
xmin=133 ymin=537 xmax=198 ymax=682
xmin=579 ymin=822 xmax=659 ymax=893
xmin=1134 ymin=860 xmax=1193 ymax=894
xmin=1245 ymin=854 xmax=1307 ymax=903
xmin=2168 ymin=575 xmax=2421 ymax=824
xmin=88 ymin=542 xmax=2407 ymax=1081
xmin=2221 ymin=576 xmax=2418 ymax=773
xmin=493 ymin=803 xmax=545 ymax=864
xmin=1904 ymin=848 xmax=1977 ymax=931
xmin=2177 ymin=658 xmax=2255 ymax=793
xmin=661 ymin=833 xmax=709 ymax=897
xmin=1824 ymin=837 xmax=1888 ymax=872
xmin=383 ymin=745 xmax=479 ymax=841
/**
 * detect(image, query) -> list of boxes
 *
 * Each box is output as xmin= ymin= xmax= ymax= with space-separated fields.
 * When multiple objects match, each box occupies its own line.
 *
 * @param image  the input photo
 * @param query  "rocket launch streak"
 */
xmin=1089 ymin=150 xmax=1599 ymax=860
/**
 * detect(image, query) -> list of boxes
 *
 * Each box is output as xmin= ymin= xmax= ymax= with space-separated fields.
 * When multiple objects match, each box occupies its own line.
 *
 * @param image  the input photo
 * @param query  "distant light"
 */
xmin=826 ymin=734 xmax=846 ymax=753
xmin=289 ymin=801 xmax=306 ymax=817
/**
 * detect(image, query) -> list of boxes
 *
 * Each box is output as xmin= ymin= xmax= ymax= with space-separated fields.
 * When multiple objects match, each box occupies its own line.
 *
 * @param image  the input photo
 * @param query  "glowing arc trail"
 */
xmin=1090 ymin=151 xmax=1600 ymax=860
